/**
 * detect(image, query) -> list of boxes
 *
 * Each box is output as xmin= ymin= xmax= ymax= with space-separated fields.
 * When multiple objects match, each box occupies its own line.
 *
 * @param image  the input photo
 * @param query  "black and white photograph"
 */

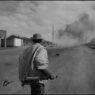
xmin=0 ymin=0 xmax=95 ymax=94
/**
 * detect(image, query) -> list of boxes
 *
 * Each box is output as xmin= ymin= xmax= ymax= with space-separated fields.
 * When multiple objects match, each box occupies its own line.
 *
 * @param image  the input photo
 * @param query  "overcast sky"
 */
xmin=0 ymin=1 xmax=95 ymax=45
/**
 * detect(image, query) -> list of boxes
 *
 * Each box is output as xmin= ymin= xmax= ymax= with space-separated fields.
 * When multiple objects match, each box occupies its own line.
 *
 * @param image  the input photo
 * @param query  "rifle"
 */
xmin=1 ymin=75 xmax=58 ymax=87
xmin=21 ymin=75 xmax=58 ymax=86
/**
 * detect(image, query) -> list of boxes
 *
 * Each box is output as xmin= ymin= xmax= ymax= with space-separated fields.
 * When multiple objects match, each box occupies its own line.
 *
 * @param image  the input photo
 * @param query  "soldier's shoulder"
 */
xmin=38 ymin=43 xmax=46 ymax=49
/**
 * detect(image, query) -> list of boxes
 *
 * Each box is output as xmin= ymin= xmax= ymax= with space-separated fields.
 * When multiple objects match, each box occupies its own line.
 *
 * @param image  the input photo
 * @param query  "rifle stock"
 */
xmin=21 ymin=75 xmax=58 ymax=86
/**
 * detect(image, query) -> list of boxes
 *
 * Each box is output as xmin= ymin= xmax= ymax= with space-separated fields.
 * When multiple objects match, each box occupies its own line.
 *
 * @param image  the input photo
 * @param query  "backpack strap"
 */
xmin=24 ymin=46 xmax=40 ymax=79
xmin=29 ymin=46 xmax=39 ymax=71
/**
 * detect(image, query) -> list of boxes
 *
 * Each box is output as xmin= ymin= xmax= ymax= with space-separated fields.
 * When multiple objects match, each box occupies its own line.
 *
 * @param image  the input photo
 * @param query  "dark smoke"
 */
xmin=57 ymin=13 xmax=95 ymax=44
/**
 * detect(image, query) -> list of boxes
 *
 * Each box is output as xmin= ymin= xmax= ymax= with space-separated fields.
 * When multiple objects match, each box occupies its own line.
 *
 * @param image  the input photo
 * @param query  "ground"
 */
xmin=0 ymin=45 xmax=95 ymax=94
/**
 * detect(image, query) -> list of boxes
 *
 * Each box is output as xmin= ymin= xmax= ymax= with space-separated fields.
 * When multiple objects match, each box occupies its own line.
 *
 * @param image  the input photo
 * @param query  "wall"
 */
xmin=7 ymin=38 xmax=14 ymax=47
xmin=14 ymin=38 xmax=23 ymax=47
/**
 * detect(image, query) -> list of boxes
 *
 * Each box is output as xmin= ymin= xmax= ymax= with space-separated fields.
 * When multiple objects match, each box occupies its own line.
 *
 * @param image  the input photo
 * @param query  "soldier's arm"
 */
xmin=35 ymin=47 xmax=56 ymax=80
xmin=35 ymin=48 xmax=48 ymax=70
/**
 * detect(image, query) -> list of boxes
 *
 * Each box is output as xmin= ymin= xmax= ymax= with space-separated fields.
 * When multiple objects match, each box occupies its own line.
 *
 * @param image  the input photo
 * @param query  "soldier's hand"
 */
xmin=49 ymin=75 xmax=58 ymax=80
xmin=21 ymin=80 xmax=25 ymax=87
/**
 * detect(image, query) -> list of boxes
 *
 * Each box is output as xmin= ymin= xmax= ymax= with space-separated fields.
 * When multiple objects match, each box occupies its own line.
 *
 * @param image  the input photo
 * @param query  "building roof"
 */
xmin=7 ymin=35 xmax=30 ymax=40
xmin=0 ymin=30 xmax=6 ymax=38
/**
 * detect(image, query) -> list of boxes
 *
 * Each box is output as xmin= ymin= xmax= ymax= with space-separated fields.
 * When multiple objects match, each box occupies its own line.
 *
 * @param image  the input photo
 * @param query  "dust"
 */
xmin=55 ymin=13 xmax=95 ymax=47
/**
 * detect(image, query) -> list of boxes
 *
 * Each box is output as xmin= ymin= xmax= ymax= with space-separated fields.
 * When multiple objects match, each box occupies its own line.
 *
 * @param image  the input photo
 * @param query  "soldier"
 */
xmin=19 ymin=33 xmax=55 ymax=95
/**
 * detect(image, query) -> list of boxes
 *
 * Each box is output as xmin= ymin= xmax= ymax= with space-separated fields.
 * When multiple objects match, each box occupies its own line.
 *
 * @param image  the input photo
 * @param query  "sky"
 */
xmin=0 ymin=1 xmax=95 ymax=45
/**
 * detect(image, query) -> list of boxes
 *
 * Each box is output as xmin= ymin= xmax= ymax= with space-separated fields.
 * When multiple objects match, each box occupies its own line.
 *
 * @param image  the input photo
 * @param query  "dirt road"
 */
xmin=47 ymin=46 xmax=95 ymax=94
xmin=0 ymin=45 xmax=95 ymax=94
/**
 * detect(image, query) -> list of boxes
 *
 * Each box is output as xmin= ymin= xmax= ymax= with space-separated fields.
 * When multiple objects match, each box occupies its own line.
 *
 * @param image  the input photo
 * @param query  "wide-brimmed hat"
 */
xmin=32 ymin=33 xmax=43 ymax=40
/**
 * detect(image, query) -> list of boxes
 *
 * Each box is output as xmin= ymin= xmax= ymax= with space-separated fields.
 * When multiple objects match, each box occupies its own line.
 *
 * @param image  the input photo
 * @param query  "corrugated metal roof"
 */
xmin=0 ymin=30 xmax=6 ymax=38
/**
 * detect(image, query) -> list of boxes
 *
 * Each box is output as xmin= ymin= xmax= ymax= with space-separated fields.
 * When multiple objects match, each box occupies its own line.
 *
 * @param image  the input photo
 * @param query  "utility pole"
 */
xmin=52 ymin=24 xmax=55 ymax=42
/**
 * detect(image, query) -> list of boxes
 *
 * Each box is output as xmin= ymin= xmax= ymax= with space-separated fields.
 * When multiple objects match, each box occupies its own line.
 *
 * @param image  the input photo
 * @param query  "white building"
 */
xmin=7 ymin=35 xmax=31 ymax=47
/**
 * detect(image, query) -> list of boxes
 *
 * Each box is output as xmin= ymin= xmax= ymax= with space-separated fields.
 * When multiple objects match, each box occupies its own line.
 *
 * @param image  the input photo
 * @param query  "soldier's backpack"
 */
xmin=19 ymin=46 xmax=40 ymax=82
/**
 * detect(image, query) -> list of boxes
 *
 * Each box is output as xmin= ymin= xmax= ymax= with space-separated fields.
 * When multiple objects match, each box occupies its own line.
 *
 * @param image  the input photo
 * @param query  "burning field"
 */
xmin=0 ymin=45 xmax=95 ymax=94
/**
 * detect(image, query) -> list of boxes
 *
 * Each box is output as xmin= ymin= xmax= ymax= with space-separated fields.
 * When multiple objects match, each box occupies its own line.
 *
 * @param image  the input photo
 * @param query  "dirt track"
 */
xmin=0 ymin=45 xmax=95 ymax=94
xmin=47 ymin=46 xmax=95 ymax=94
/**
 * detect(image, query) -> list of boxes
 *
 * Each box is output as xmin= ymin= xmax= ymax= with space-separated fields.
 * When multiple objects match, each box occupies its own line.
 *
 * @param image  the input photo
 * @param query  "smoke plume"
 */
xmin=56 ymin=13 xmax=95 ymax=47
